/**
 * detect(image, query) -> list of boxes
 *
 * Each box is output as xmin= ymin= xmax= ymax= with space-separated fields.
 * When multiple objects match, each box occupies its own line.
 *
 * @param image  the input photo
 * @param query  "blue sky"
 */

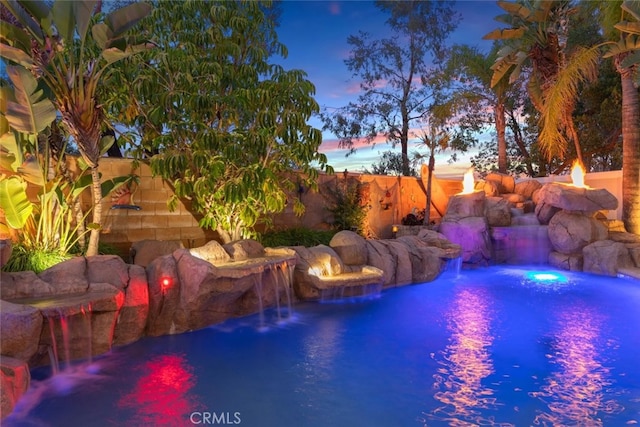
xmin=276 ymin=1 xmax=505 ymax=177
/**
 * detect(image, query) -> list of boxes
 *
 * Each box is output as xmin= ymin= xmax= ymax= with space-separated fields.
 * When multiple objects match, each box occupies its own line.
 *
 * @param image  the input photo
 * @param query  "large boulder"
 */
xmin=485 ymin=197 xmax=512 ymax=227
xmin=396 ymin=236 xmax=444 ymax=283
xmin=514 ymin=179 xmax=542 ymax=199
xmin=0 ymin=271 xmax=55 ymax=300
xmin=583 ymin=240 xmax=633 ymax=276
xmin=31 ymin=282 xmax=125 ymax=366
xmin=130 ymin=239 xmax=184 ymax=267
xmin=486 ymin=172 xmax=515 ymax=194
xmin=291 ymin=245 xmax=382 ymax=300
xmin=366 ymin=240 xmax=396 ymax=287
xmin=37 ymin=257 xmax=89 ymax=294
xmin=476 ymin=180 xmax=499 ymax=197
xmin=536 ymin=182 xmax=618 ymax=213
xmin=112 ymin=264 xmax=149 ymax=346
xmin=439 ymin=217 xmax=492 ymax=265
xmin=549 ymin=251 xmax=584 ymax=271
xmin=534 ymin=201 xmax=561 ymax=225
xmin=0 ymin=356 xmax=30 ymax=420
xmin=190 ymin=240 xmax=231 ymax=264
xmin=87 ymin=255 xmax=130 ymax=289
xmin=146 ymin=248 xmax=296 ymax=335
xmin=382 ymin=240 xmax=413 ymax=286
xmin=0 ymin=301 xmax=43 ymax=361
xmin=444 ymin=191 xmax=486 ymax=219
xmin=329 ymin=230 xmax=368 ymax=266
xmin=223 ymin=239 xmax=265 ymax=260
xmin=145 ymin=253 xmax=181 ymax=336
xmin=548 ymin=211 xmax=608 ymax=254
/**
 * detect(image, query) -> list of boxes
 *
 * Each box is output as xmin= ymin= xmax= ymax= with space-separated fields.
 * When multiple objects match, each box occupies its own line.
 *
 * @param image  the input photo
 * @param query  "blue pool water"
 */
xmin=5 ymin=266 xmax=640 ymax=427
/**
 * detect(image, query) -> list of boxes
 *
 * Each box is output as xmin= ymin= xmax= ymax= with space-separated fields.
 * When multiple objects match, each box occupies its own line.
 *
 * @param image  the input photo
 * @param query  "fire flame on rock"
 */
xmin=460 ymin=168 xmax=475 ymax=194
xmin=570 ymin=161 xmax=587 ymax=188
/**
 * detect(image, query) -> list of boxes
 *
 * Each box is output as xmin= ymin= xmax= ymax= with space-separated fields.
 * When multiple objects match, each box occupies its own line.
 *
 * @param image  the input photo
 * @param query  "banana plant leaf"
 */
xmin=0 ymin=177 xmax=33 ymax=229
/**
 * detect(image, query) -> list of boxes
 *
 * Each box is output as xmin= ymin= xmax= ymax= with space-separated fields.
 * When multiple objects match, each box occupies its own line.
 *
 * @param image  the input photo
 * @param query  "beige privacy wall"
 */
xmin=97 ymin=159 xmax=462 ymax=254
xmin=3 ymin=157 xmax=622 ymax=258
xmin=98 ymin=158 xmax=218 ymax=258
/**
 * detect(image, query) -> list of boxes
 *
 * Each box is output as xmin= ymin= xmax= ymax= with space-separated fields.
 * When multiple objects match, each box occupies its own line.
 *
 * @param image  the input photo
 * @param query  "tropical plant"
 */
xmin=0 ymin=0 xmax=152 ymax=255
xmin=102 ymin=1 xmax=331 ymax=243
xmin=601 ymin=0 xmax=640 ymax=234
xmin=0 ymin=70 xmax=85 ymax=271
xmin=323 ymin=177 xmax=370 ymax=236
xmin=320 ymin=1 xmax=460 ymax=176
xmin=484 ymin=0 xmax=601 ymax=167
xmin=1 ymin=69 xmax=136 ymax=271
xmin=446 ymin=43 xmax=523 ymax=174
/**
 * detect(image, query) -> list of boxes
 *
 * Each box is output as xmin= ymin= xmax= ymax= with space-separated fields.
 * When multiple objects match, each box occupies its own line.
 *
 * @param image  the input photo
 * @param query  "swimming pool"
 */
xmin=5 ymin=266 xmax=640 ymax=426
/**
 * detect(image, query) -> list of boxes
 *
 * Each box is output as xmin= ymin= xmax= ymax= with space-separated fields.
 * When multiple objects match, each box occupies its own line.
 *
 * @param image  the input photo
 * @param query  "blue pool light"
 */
xmin=525 ymin=271 xmax=569 ymax=284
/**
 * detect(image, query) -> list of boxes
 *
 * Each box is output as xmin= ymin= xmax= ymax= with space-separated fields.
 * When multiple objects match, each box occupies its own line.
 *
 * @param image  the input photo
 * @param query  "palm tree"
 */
xmin=0 ymin=0 xmax=152 ymax=255
xmin=484 ymin=0 xmax=600 ymax=167
xmin=448 ymin=43 xmax=513 ymax=173
xmin=601 ymin=0 xmax=640 ymax=234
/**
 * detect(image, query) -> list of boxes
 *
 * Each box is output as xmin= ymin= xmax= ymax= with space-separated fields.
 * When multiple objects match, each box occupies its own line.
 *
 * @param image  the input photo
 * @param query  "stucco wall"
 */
xmin=96 ymin=159 xmax=463 ymax=250
xmin=98 ymin=158 xmax=218 ymax=258
xmin=3 ymin=156 xmax=623 ymax=258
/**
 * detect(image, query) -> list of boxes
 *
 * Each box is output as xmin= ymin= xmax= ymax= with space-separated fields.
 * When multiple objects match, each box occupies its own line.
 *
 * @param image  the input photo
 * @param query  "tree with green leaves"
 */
xmin=0 ymin=0 xmax=152 ymax=256
xmin=103 ymin=0 xmax=331 ymax=243
xmin=445 ymin=43 xmax=521 ymax=174
xmin=601 ymin=0 xmax=640 ymax=234
xmin=365 ymin=151 xmax=417 ymax=176
xmin=320 ymin=1 xmax=460 ymax=176
xmin=484 ymin=0 xmax=601 ymax=168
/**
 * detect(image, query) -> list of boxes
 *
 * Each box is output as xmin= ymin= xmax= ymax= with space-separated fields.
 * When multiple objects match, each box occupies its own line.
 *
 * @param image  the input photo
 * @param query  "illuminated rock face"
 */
xmin=438 ymin=176 xmax=640 ymax=275
xmin=0 ymin=256 xmax=143 ymax=367
xmin=444 ymin=191 xmax=486 ymax=219
xmin=145 ymin=243 xmax=297 ymax=336
xmin=0 ymin=356 xmax=29 ymax=421
xmin=440 ymin=217 xmax=491 ymax=265
xmin=291 ymin=230 xmax=461 ymax=300
xmin=535 ymin=182 xmax=618 ymax=214
xmin=548 ymin=212 xmax=608 ymax=254
xmin=440 ymin=192 xmax=492 ymax=266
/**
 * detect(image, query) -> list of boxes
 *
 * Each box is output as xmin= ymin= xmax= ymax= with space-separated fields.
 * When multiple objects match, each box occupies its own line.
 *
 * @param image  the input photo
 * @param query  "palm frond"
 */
xmin=483 ymin=27 xmax=526 ymax=40
xmin=622 ymin=0 xmax=640 ymax=22
xmin=538 ymin=46 xmax=601 ymax=160
xmin=498 ymin=1 xmax=534 ymax=21
xmin=615 ymin=21 xmax=640 ymax=35
xmin=490 ymin=48 xmax=526 ymax=88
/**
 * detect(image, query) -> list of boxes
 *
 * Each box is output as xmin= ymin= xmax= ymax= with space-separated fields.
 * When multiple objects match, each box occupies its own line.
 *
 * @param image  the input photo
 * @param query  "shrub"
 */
xmin=261 ymin=228 xmax=337 ymax=247
xmin=324 ymin=178 xmax=370 ymax=235
xmin=2 ymin=244 xmax=72 ymax=273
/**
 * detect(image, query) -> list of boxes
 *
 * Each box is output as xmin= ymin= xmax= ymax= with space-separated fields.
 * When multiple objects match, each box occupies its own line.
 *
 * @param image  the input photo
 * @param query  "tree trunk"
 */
xmin=86 ymin=165 xmax=102 ymax=256
xmin=401 ymin=132 xmax=410 ymax=176
xmin=567 ymin=117 xmax=585 ymax=167
xmin=619 ymin=64 xmax=640 ymax=235
xmin=496 ymin=102 xmax=507 ymax=173
xmin=423 ymin=151 xmax=435 ymax=226
xmin=508 ymin=112 xmax=535 ymax=176
xmin=217 ymin=226 xmax=232 ymax=244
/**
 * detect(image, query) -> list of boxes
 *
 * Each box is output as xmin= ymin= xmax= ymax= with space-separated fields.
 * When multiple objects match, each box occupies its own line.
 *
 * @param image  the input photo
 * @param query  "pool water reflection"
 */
xmin=5 ymin=266 xmax=640 ymax=427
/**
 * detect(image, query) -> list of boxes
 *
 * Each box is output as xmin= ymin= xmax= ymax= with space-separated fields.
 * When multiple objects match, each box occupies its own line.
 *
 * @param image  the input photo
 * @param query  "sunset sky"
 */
xmin=276 ymin=1 xmax=504 ymax=177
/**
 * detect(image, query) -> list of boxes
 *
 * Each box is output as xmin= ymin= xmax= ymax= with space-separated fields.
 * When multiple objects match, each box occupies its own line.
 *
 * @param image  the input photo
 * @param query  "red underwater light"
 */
xmin=161 ymin=277 xmax=172 ymax=288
